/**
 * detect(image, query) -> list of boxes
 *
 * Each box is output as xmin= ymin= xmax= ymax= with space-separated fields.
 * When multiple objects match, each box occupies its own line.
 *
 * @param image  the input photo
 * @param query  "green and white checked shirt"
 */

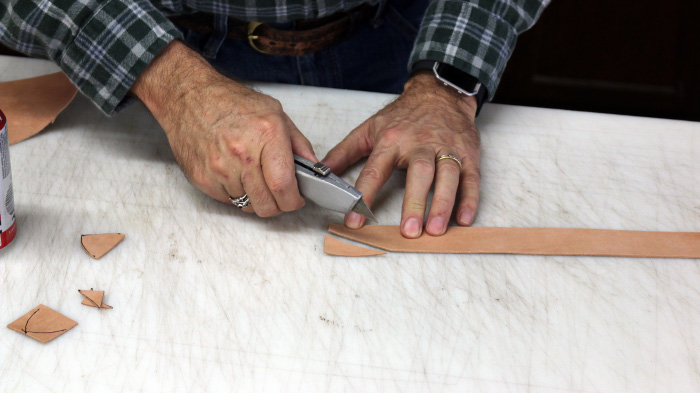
xmin=0 ymin=0 xmax=549 ymax=115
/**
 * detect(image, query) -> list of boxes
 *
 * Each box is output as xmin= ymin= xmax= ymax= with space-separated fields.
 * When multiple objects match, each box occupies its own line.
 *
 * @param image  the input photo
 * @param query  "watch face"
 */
xmin=434 ymin=63 xmax=481 ymax=96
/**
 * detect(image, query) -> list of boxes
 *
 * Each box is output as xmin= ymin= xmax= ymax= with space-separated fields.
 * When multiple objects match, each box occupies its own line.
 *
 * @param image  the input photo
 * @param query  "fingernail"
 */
xmin=427 ymin=217 xmax=445 ymax=235
xmin=345 ymin=212 xmax=363 ymax=229
xmin=459 ymin=210 xmax=474 ymax=225
xmin=403 ymin=217 xmax=421 ymax=238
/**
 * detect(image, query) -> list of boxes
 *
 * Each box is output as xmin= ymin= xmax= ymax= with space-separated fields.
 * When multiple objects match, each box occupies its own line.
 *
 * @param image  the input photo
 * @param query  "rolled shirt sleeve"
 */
xmin=0 ymin=0 xmax=183 ymax=115
xmin=409 ymin=0 xmax=550 ymax=101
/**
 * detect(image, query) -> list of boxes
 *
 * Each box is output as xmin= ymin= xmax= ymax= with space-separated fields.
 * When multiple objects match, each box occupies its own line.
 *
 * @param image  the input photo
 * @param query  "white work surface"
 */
xmin=1 ymin=56 xmax=699 ymax=393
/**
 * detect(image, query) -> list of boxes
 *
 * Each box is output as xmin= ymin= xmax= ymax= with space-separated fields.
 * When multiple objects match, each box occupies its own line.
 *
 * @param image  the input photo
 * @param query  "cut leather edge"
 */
xmin=0 ymin=72 xmax=78 ymax=145
xmin=81 ymin=233 xmax=125 ymax=259
xmin=328 ymin=224 xmax=700 ymax=259
xmin=79 ymin=289 xmax=112 ymax=309
xmin=323 ymin=235 xmax=386 ymax=257
xmin=7 ymin=304 xmax=78 ymax=344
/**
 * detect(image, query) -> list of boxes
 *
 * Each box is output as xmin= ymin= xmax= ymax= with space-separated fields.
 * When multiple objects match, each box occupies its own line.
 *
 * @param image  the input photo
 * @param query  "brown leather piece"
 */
xmin=79 ymin=289 xmax=112 ymax=309
xmin=324 ymin=235 xmax=386 ymax=257
xmin=7 ymin=304 xmax=78 ymax=343
xmin=328 ymin=224 xmax=700 ymax=259
xmin=81 ymin=233 xmax=125 ymax=260
xmin=0 ymin=72 xmax=78 ymax=145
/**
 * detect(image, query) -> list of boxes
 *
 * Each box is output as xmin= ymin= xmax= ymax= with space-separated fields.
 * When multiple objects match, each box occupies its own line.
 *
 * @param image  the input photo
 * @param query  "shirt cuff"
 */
xmin=408 ymin=1 xmax=522 ymax=102
xmin=58 ymin=0 xmax=183 ymax=115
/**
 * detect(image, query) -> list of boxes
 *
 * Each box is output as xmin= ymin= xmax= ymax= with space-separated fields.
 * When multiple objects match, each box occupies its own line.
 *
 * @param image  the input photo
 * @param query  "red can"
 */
xmin=0 ymin=109 xmax=17 ymax=249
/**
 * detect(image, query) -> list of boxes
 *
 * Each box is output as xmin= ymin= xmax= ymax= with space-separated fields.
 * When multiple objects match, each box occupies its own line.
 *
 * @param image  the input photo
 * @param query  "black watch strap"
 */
xmin=411 ymin=60 xmax=488 ymax=117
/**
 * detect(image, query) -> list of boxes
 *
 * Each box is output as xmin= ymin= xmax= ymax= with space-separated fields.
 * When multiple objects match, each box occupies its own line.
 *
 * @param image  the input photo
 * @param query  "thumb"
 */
xmin=321 ymin=120 xmax=372 ymax=175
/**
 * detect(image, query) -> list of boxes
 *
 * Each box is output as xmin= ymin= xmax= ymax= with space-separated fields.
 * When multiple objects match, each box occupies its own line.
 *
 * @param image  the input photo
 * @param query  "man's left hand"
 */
xmin=322 ymin=72 xmax=481 ymax=238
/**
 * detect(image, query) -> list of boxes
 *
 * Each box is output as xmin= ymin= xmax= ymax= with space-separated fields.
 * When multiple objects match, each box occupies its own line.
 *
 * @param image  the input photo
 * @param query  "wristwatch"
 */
xmin=410 ymin=60 xmax=488 ymax=117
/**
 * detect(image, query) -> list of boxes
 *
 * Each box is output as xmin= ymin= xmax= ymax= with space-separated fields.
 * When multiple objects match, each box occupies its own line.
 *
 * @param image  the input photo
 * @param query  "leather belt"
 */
xmin=169 ymin=4 xmax=378 ymax=56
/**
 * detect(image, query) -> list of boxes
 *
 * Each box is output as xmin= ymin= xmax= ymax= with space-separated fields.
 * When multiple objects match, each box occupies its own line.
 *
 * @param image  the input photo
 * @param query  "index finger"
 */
xmin=345 ymin=146 xmax=397 ymax=228
xmin=260 ymin=130 xmax=305 ymax=212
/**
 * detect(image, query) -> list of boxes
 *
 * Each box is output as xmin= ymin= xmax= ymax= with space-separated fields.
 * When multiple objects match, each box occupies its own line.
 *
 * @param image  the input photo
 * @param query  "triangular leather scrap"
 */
xmin=7 ymin=304 xmax=78 ymax=343
xmin=79 ymin=289 xmax=112 ymax=309
xmin=0 ymin=72 xmax=78 ymax=145
xmin=324 ymin=235 xmax=385 ymax=257
xmin=328 ymin=224 xmax=700 ymax=259
xmin=81 ymin=233 xmax=125 ymax=259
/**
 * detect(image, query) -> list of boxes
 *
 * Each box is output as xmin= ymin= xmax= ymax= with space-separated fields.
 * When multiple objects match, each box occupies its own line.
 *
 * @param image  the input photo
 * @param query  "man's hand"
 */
xmin=322 ymin=72 xmax=481 ymax=238
xmin=132 ymin=41 xmax=317 ymax=217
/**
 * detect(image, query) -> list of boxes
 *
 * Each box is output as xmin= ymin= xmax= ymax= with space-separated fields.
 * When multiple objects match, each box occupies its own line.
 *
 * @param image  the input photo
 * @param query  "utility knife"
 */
xmin=294 ymin=155 xmax=377 ymax=222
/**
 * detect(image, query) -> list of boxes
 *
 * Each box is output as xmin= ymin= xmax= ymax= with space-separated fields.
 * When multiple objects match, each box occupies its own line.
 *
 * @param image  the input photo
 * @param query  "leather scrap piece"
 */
xmin=79 ymin=289 xmax=112 ymax=309
xmin=0 ymin=72 xmax=78 ymax=145
xmin=323 ymin=235 xmax=386 ymax=257
xmin=81 ymin=233 xmax=125 ymax=259
xmin=328 ymin=224 xmax=700 ymax=258
xmin=7 ymin=304 xmax=78 ymax=343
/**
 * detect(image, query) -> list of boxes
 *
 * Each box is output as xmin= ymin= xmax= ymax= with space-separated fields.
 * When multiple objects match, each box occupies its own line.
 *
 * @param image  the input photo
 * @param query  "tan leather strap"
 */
xmin=328 ymin=224 xmax=700 ymax=258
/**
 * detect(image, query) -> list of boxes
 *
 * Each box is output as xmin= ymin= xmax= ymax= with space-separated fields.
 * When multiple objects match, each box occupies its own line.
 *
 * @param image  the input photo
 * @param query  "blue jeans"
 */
xmin=179 ymin=0 xmax=428 ymax=94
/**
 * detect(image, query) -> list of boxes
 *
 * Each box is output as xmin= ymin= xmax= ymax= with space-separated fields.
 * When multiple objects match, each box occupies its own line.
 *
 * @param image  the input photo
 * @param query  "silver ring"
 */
xmin=436 ymin=154 xmax=462 ymax=170
xmin=229 ymin=194 xmax=251 ymax=209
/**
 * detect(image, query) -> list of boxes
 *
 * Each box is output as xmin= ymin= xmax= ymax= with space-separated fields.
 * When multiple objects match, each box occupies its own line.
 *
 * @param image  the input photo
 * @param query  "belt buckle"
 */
xmin=247 ymin=22 xmax=268 ymax=54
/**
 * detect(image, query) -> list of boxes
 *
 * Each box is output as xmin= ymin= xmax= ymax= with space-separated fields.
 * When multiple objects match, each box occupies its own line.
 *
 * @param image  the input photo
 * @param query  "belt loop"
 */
xmin=203 ymin=14 xmax=228 ymax=59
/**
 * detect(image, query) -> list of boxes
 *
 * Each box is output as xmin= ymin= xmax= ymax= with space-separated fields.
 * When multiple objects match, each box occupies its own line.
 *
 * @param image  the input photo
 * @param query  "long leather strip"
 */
xmin=328 ymin=224 xmax=700 ymax=258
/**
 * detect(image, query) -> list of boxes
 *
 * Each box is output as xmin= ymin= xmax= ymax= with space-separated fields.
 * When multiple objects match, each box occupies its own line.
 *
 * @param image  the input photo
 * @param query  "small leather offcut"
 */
xmin=0 ymin=72 xmax=78 ymax=145
xmin=323 ymin=235 xmax=386 ymax=257
xmin=328 ymin=224 xmax=700 ymax=259
xmin=7 ymin=304 xmax=78 ymax=343
xmin=81 ymin=233 xmax=125 ymax=259
xmin=79 ymin=289 xmax=112 ymax=309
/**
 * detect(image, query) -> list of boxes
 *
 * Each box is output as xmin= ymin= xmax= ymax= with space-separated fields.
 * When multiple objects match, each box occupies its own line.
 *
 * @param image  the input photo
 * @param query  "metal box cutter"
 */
xmin=294 ymin=155 xmax=377 ymax=222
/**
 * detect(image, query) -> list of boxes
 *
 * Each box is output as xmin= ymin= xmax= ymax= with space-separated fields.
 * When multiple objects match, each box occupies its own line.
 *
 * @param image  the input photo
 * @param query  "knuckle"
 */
xmin=256 ymin=205 xmax=282 ymax=218
xmin=380 ymin=127 xmax=402 ymax=145
xmin=411 ymin=157 xmax=435 ymax=175
xmin=403 ymin=199 xmax=426 ymax=213
xmin=263 ymin=97 xmax=283 ymax=112
xmin=280 ymin=197 xmax=305 ymax=212
xmin=431 ymin=194 xmax=454 ymax=209
xmin=460 ymin=200 xmax=478 ymax=213
xmin=359 ymin=165 xmax=385 ymax=184
xmin=224 ymin=140 xmax=249 ymax=161
xmin=208 ymin=154 xmax=229 ymax=178
xmin=267 ymin=175 xmax=295 ymax=195
xmin=462 ymin=172 xmax=481 ymax=186
xmin=256 ymin=115 xmax=286 ymax=138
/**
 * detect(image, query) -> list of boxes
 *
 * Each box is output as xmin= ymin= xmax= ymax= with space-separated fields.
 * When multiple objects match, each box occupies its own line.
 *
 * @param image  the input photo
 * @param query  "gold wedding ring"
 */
xmin=436 ymin=154 xmax=462 ymax=170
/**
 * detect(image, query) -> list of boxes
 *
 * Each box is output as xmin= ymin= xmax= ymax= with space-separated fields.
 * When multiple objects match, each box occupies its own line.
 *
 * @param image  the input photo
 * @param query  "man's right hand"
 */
xmin=131 ymin=41 xmax=317 ymax=217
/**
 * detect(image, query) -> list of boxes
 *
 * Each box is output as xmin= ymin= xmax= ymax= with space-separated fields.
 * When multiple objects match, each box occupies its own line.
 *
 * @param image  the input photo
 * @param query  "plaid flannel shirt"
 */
xmin=0 ymin=0 xmax=548 ymax=115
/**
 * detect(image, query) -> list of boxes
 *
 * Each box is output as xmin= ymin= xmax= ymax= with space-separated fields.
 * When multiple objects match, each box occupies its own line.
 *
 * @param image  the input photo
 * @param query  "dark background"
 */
xmin=2 ymin=0 xmax=698 ymax=121
xmin=493 ymin=0 xmax=699 ymax=121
